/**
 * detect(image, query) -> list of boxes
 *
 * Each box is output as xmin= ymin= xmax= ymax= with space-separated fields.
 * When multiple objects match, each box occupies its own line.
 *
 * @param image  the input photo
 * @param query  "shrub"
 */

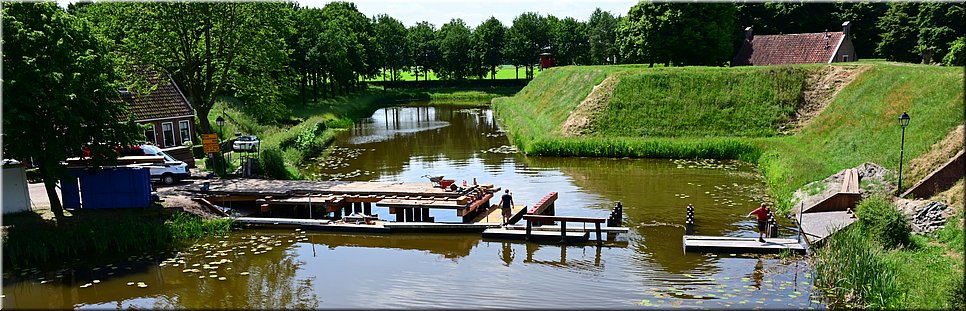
xmin=258 ymin=147 xmax=290 ymax=179
xmin=855 ymin=195 xmax=911 ymax=249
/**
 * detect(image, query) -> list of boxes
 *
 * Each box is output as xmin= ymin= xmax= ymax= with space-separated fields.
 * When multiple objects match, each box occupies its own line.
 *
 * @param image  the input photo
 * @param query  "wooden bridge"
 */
xmin=681 ymin=205 xmax=807 ymax=254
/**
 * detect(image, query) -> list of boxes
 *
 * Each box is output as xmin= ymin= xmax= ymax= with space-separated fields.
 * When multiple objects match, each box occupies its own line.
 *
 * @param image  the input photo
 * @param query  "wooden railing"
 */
xmin=523 ymin=214 xmax=606 ymax=245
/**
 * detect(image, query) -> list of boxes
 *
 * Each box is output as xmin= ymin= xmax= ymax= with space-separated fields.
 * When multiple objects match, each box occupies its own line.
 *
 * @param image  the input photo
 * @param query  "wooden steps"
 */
xmin=683 ymin=235 xmax=806 ymax=254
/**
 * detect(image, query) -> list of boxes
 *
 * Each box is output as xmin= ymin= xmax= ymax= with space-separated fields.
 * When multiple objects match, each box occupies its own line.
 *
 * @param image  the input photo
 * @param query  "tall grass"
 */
xmin=2 ymin=210 xmax=232 ymax=270
xmin=812 ymin=226 xmax=904 ymax=309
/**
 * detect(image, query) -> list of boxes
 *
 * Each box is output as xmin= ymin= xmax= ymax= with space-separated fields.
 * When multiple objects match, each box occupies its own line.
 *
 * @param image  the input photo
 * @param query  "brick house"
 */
xmin=732 ymin=21 xmax=857 ymax=66
xmin=114 ymin=70 xmax=196 ymax=147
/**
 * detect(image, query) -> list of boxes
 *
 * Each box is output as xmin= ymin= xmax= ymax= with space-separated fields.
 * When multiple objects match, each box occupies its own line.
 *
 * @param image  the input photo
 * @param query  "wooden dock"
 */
xmin=482 ymin=228 xmax=590 ymax=243
xmin=683 ymin=235 xmax=806 ymax=254
xmin=233 ymin=217 xmax=391 ymax=233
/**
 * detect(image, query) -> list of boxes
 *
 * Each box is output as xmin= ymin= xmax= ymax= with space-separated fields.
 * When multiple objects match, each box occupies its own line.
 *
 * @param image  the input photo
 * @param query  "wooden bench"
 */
xmin=523 ymin=215 xmax=606 ymax=245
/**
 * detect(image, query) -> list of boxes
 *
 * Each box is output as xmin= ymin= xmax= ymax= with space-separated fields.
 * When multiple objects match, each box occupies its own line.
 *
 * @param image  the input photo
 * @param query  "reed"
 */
xmin=812 ymin=225 xmax=903 ymax=309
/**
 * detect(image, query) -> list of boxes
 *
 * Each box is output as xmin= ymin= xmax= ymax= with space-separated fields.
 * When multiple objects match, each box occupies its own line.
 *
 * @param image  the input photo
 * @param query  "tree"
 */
xmin=407 ymin=21 xmax=439 ymax=81
xmin=943 ymin=36 xmax=965 ymax=66
xmin=472 ymin=17 xmax=506 ymax=79
xmin=549 ymin=17 xmax=589 ymax=66
xmin=587 ymin=8 xmax=618 ymax=65
xmin=914 ymin=2 xmax=965 ymax=64
xmin=505 ymin=12 xmax=549 ymax=79
xmin=617 ymin=1 xmax=735 ymax=66
xmin=833 ymin=2 xmax=888 ymax=59
xmin=82 ymin=2 xmax=292 ymax=131
xmin=3 ymin=2 xmax=140 ymax=217
xmin=437 ymin=18 xmax=473 ymax=80
xmin=373 ymin=14 xmax=410 ymax=81
xmin=876 ymin=3 xmax=923 ymax=63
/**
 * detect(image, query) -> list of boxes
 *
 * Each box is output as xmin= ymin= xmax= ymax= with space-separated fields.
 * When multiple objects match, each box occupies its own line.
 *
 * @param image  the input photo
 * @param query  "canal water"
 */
xmin=2 ymin=104 xmax=824 ymax=309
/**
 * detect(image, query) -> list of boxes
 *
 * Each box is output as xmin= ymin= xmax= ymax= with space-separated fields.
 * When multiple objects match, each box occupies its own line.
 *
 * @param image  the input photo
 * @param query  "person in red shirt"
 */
xmin=746 ymin=203 xmax=771 ymax=243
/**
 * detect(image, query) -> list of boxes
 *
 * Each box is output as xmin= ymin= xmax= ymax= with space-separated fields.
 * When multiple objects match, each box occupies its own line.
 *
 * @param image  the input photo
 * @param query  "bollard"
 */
xmin=767 ymin=212 xmax=779 ymax=238
xmin=685 ymin=204 xmax=695 ymax=235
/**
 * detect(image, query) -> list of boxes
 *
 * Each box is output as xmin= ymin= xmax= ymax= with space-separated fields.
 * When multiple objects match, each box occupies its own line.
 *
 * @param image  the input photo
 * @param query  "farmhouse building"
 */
xmin=732 ymin=21 xmax=857 ymax=66
xmin=113 ymin=69 xmax=196 ymax=147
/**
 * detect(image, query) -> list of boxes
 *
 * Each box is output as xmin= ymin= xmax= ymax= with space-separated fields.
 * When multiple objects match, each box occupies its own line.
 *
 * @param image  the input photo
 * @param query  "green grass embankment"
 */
xmin=493 ymin=61 xmax=964 ymax=309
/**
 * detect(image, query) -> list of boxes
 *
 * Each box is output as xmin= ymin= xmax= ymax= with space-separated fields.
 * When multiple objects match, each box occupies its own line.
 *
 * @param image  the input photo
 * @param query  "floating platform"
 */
xmin=233 ymin=217 xmax=390 ymax=233
xmin=482 ymin=228 xmax=590 ymax=243
xmin=683 ymin=235 xmax=806 ymax=254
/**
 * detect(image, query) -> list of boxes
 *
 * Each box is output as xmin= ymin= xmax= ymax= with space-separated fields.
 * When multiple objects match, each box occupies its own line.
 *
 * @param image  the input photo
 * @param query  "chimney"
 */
xmin=842 ymin=21 xmax=851 ymax=38
xmin=744 ymin=26 xmax=753 ymax=41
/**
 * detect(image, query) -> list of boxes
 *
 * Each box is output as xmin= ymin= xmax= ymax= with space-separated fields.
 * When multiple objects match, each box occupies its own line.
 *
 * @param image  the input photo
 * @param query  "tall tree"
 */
xmin=914 ymin=2 xmax=965 ymax=64
xmin=505 ymin=12 xmax=549 ymax=79
xmin=3 ymin=2 xmax=141 ymax=217
xmin=833 ymin=2 xmax=888 ymax=59
xmin=472 ymin=17 xmax=506 ymax=79
xmin=587 ymin=8 xmax=618 ymax=65
xmin=82 ymin=2 xmax=292 ymax=131
xmin=617 ymin=1 xmax=735 ymax=66
xmin=407 ymin=21 xmax=439 ymax=81
xmin=373 ymin=14 xmax=410 ymax=81
xmin=549 ymin=17 xmax=589 ymax=66
xmin=876 ymin=3 xmax=921 ymax=62
xmin=437 ymin=18 xmax=473 ymax=80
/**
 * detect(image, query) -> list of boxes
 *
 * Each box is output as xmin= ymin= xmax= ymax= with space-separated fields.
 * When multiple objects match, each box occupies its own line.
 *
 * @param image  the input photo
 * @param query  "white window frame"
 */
xmin=161 ymin=122 xmax=175 ymax=147
xmin=178 ymin=120 xmax=191 ymax=144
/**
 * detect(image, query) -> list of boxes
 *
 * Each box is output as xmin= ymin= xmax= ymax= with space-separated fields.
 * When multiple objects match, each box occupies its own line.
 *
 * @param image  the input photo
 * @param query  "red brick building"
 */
xmin=732 ymin=21 xmax=857 ymax=66
xmin=114 ymin=70 xmax=196 ymax=147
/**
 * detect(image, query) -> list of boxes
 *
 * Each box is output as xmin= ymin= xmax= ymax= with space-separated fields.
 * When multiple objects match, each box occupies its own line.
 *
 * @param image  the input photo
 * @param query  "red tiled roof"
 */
xmin=733 ymin=32 xmax=844 ymax=66
xmin=112 ymin=70 xmax=193 ymax=121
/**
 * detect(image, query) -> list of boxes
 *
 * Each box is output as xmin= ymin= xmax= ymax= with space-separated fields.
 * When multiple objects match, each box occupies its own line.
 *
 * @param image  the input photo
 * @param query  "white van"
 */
xmin=137 ymin=144 xmax=190 ymax=185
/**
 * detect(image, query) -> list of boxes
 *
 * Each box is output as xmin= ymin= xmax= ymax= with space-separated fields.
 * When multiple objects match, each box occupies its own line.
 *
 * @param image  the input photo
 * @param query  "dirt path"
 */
xmin=559 ymin=74 xmax=621 ymax=137
xmin=784 ymin=64 xmax=870 ymax=134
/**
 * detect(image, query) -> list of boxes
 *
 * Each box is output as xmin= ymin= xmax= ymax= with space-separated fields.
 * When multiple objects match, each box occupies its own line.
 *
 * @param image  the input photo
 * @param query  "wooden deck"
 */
xmin=233 ymin=217 xmax=391 ymax=233
xmin=798 ymin=211 xmax=858 ymax=244
xmin=470 ymin=204 xmax=526 ymax=224
xmin=683 ymin=235 xmax=806 ymax=254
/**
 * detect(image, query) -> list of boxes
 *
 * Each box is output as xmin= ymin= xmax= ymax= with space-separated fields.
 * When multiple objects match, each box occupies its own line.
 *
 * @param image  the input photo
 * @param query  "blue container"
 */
xmin=62 ymin=167 xmax=152 ymax=209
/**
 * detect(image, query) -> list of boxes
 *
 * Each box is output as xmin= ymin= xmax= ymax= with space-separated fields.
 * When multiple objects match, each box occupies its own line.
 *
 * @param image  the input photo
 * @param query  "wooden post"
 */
xmin=421 ymin=208 xmax=430 ymax=222
xmin=334 ymin=207 xmax=342 ymax=220
xmin=395 ymin=208 xmax=403 ymax=222
xmin=414 ymin=208 xmax=423 ymax=222
xmin=353 ymin=202 xmax=362 ymax=214
xmin=685 ymin=204 xmax=695 ymax=235
xmin=595 ymin=222 xmax=602 ymax=246
xmin=405 ymin=208 xmax=414 ymax=222
xmin=364 ymin=202 xmax=372 ymax=215
xmin=560 ymin=221 xmax=567 ymax=243
xmin=525 ymin=219 xmax=532 ymax=241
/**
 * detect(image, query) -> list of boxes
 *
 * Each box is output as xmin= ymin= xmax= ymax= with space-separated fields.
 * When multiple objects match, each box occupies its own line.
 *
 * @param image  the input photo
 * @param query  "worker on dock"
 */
xmin=746 ymin=203 xmax=771 ymax=243
xmin=499 ymin=189 xmax=514 ymax=225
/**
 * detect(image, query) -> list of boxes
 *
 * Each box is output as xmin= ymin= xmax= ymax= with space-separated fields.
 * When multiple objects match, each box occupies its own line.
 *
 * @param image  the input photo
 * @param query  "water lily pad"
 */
xmin=127 ymin=282 xmax=135 ymax=286
xmin=92 ymin=280 xmax=100 ymax=284
xmin=218 ymin=277 xmax=227 ymax=281
xmin=80 ymin=283 xmax=92 ymax=288
xmin=138 ymin=284 xmax=148 ymax=288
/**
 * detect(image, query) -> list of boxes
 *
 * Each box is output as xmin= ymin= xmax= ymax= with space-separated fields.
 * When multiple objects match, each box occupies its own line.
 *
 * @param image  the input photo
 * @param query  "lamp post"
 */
xmin=214 ymin=116 xmax=226 ymax=175
xmin=897 ymin=112 xmax=911 ymax=194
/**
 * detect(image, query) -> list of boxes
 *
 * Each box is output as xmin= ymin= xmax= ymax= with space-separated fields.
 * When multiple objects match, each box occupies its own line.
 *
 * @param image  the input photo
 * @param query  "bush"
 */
xmin=258 ymin=147 xmax=290 ymax=179
xmin=855 ymin=195 xmax=911 ymax=249
xmin=191 ymin=144 xmax=205 ymax=159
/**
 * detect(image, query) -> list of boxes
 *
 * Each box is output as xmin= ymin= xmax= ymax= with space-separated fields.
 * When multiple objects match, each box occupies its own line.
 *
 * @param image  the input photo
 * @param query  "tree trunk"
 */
xmin=197 ymin=107 xmax=213 ymax=134
xmin=515 ymin=66 xmax=519 ymax=79
xmin=300 ymin=71 xmax=306 ymax=106
xmin=39 ymin=165 xmax=64 ymax=220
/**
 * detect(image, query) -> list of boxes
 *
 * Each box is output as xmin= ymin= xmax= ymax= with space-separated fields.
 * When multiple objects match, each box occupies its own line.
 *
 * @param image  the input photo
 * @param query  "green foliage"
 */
xmin=617 ymin=2 xmax=736 ymax=66
xmin=505 ymin=12 xmax=550 ymax=79
xmin=258 ymin=147 xmax=294 ymax=180
xmin=587 ymin=8 xmax=618 ymax=65
xmin=812 ymin=226 xmax=903 ymax=309
xmin=548 ymin=16 xmax=589 ymax=67
xmin=373 ymin=14 xmax=410 ymax=81
xmin=437 ymin=18 xmax=473 ymax=80
xmin=855 ymin=195 xmax=911 ymax=249
xmin=943 ymin=36 xmax=965 ymax=66
xmin=472 ymin=17 xmax=507 ymax=79
xmin=407 ymin=21 xmax=440 ymax=81
xmin=2 ymin=2 xmax=141 ymax=215
xmin=595 ymin=66 xmax=809 ymax=137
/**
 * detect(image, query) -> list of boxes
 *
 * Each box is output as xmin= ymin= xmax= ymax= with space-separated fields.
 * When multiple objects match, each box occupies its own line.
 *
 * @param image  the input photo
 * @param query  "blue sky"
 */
xmin=57 ymin=0 xmax=636 ymax=28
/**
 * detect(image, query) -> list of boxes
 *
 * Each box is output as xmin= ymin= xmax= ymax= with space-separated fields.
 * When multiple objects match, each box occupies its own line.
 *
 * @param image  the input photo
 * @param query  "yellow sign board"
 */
xmin=202 ymin=134 xmax=220 ymax=153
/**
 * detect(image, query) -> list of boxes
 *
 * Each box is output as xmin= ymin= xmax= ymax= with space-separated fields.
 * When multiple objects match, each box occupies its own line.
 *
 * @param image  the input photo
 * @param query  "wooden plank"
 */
xmin=522 ymin=215 xmax=606 ymax=223
xmin=683 ymin=235 xmax=806 ymax=254
xmin=527 ymin=192 xmax=558 ymax=214
xmin=505 ymin=224 xmax=629 ymax=233
xmin=471 ymin=204 xmax=526 ymax=224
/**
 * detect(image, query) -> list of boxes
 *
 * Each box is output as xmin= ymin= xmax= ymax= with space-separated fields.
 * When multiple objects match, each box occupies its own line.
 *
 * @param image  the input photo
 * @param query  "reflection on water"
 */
xmin=3 ymin=105 xmax=823 ymax=309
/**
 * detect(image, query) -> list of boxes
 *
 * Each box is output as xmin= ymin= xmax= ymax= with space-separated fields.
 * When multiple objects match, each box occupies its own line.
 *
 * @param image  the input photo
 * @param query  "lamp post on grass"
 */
xmin=897 ymin=112 xmax=911 ymax=194
xmin=215 ymin=116 xmax=226 ymax=176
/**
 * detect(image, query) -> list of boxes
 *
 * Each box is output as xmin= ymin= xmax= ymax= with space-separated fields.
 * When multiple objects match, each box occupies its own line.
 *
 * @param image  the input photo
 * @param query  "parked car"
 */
xmin=233 ymin=135 xmax=260 ymax=152
xmin=136 ymin=144 xmax=190 ymax=185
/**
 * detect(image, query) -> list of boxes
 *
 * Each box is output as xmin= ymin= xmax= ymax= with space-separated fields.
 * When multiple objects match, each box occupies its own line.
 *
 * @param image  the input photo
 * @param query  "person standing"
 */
xmin=746 ymin=203 xmax=771 ymax=243
xmin=499 ymin=189 xmax=514 ymax=225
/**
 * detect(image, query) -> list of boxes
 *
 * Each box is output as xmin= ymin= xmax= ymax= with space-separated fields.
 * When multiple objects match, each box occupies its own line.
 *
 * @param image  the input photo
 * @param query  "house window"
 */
xmin=144 ymin=124 xmax=156 ymax=144
xmin=161 ymin=122 xmax=175 ymax=147
xmin=842 ymin=55 xmax=849 ymax=62
xmin=179 ymin=120 xmax=191 ymax=144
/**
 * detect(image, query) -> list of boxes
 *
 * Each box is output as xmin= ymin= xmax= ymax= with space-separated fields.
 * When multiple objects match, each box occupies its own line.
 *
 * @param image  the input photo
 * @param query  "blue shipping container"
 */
xmin=62 ymin=167 xmax=152 ymax=209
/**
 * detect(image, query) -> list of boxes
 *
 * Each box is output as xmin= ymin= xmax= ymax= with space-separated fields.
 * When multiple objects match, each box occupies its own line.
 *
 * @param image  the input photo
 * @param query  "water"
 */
xmin=2 ymin=104 xmax=825 ymax=309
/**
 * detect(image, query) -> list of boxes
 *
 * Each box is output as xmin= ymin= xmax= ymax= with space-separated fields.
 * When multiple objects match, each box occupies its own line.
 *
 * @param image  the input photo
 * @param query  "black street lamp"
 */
xmin=215 ymin=116 xmax=225 ymax=127
xmin=897 ymin=112 xmax=911 ymax=194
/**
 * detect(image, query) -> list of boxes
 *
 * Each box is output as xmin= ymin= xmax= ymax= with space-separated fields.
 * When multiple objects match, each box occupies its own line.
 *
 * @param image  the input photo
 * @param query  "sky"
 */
xmin=56 ymin=0 xmax=638 ymax=28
